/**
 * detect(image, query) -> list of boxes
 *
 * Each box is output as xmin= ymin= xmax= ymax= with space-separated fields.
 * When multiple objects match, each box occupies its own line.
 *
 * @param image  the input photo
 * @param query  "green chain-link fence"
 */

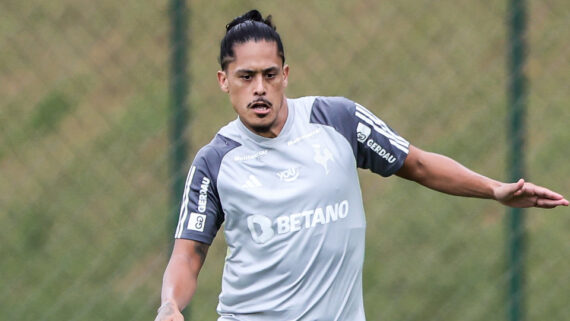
xmin=1 ymin=0 xmax=568 ymax=320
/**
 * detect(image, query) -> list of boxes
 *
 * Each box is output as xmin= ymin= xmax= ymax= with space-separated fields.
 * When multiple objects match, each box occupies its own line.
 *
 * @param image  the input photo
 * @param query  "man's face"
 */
xmin=217 ymin=40 xmax=289 ymax=138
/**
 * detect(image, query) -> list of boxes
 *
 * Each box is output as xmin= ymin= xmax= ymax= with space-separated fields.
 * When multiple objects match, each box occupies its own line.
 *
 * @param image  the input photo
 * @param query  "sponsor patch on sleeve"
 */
xmin=187 ymin=212 xmax=207 ymax=232
xmin=356 ymin=122 xmax=371 ymax=143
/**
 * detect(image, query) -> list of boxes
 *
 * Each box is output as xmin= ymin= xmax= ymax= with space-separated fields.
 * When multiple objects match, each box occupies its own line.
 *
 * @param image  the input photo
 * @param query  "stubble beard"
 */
xmin=249 ymin=116 xmax=273 ymax=135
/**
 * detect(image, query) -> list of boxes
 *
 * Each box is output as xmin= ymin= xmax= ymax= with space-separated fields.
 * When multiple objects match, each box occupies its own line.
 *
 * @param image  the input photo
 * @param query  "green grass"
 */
xmin=1 ymin=0 xmax=568 ymax=320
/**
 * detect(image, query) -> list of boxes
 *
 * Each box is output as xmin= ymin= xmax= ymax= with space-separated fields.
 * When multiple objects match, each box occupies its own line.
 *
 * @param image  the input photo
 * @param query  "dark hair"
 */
xmin=219 ymin=9 xmax=285 ymax=70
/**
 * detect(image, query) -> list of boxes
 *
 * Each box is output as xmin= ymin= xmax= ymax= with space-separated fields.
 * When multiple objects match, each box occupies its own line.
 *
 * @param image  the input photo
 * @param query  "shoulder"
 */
xmin=304 ymin=96 xmax=358 ymax=135
xmin=289 ymin=96 xmax=355 ymax=112
xmin=310 ymin=96 xmax=356 ymax=122
xmin=287 ymin=96 xmax=356 ymax=124
xmin=193 ymin=132 xmax=241 ymax=174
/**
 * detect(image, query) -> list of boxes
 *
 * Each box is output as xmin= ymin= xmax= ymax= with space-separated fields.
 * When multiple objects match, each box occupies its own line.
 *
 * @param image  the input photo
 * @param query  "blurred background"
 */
xmin=1 ymin=0 xmax=568 ymax=320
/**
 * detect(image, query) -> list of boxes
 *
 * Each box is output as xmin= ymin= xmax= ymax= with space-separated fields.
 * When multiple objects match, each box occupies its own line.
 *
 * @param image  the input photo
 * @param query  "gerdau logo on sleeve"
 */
xmin=366 ymin=140 xmax=397 ymax=163
xmin=187 ymin=176 xmax=210 ymax=233
xmin=197 ymin=177 xmax=210 ymax=213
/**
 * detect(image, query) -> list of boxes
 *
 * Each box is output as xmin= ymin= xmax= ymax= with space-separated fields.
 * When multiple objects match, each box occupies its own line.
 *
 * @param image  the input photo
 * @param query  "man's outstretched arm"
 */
xmin=395 ymin=145 xmax=568 ymax=208
xmin=154 ymin=239 xmax=210 ymax=321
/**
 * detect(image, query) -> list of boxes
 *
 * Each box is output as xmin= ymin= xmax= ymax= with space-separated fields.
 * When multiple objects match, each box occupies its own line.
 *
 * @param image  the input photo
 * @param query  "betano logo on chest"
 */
xmin=276 ymin=200 xmax=349 ymax=234
xmin=246 ymin=200 xmax=350 ymax=244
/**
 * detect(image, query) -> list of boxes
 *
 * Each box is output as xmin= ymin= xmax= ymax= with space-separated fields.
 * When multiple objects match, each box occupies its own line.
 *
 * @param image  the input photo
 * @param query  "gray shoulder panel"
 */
xmin=174 ymin=134 xmax=241 ymax=244
xmin=309 ymin=96 xmax=359 ymax=157
xmin=309 ymin=96 xmax=409 ymax=177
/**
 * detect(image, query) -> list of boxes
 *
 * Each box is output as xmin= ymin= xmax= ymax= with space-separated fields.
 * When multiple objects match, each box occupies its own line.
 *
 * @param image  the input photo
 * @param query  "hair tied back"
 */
xmin=226 ymin=9 xmax=276 ymax=33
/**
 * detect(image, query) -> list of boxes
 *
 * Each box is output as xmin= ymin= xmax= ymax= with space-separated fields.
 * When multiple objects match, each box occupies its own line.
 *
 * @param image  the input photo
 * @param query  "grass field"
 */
xmin=1 ymin=0 xmax=568 ymax=320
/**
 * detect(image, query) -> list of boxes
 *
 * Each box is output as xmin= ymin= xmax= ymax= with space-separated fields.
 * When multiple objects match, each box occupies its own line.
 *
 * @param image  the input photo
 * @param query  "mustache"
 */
xmin=247 ymin=98 xmax=273 ymax=108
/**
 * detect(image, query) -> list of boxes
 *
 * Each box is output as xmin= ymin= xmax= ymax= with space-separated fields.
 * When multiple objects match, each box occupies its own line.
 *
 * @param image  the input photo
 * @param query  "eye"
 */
xmin=265 ymin=73 xmax=276 ymax=79
xmin=240 ymin=74 xmax=252 ymax=80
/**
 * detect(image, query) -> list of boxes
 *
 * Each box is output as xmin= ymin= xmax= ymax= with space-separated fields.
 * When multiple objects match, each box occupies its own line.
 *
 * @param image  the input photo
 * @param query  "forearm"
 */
xmin=160 ymin=254 xmax=198 ymax=311
xmin=397 ymin=146 xmax=501 ymax=199
xmin=159 ymin=239 xmax=209 ymax=313
xmin=419 ymin=153 xmax=500 ymax=198
xmin=396 ymin=145 xmax=568 ymax=208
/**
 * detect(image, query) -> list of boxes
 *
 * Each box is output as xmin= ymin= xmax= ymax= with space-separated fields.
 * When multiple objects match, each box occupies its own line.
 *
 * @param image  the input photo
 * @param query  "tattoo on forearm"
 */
xmin=194 ymin=243 xmax=208 ymax=265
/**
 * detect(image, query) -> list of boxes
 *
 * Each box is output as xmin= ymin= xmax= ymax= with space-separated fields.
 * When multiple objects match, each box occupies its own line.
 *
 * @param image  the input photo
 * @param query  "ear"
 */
xmin=282 ymin=64 xmax=290 ymax=88
xmin=217 ymin=70 xmax=229 ymax=93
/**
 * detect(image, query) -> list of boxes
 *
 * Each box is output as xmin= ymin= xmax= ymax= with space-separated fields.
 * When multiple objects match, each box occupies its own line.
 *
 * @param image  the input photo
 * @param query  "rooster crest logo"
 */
xmin=312 ymin=144 xmax=333 ymax=175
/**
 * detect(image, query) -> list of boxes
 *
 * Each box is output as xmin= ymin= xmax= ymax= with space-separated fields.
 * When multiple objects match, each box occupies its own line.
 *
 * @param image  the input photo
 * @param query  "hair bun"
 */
xmin=226 ymin=9 xmax=275 ymax=32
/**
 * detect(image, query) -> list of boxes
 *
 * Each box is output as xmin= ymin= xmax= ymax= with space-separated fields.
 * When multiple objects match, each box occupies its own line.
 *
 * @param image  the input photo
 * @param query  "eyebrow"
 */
xmin=234 ymin=66 xmax=280 ymax=75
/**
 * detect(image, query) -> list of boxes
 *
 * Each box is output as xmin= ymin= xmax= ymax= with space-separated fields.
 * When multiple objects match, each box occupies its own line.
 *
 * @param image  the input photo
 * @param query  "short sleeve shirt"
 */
xmin=174 ymin=96 xmax=409 ymax=320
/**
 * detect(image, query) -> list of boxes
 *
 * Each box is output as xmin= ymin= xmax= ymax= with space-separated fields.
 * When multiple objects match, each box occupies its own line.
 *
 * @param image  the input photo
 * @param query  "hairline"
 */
xmin=221 ymin=39 xmax=285 ymax=71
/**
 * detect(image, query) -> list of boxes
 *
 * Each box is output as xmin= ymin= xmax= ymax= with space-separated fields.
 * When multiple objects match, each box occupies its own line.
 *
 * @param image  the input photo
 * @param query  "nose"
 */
xmin=253 ymin=74 xmax=266 ymax=96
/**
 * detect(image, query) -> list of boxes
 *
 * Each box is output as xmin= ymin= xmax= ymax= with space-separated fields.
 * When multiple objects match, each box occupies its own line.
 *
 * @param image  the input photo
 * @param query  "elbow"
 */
xmin=397 ymin=149 xmax=429 ymax=183
xmin=396 ymin=158 xmax=428 ymax=184
xmin=409 ymin=156 xmax=428 ymax=184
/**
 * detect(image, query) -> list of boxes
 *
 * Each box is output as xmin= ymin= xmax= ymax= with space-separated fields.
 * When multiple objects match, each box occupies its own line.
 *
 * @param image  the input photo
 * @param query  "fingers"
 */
xmin=515 ymin=179 xmax=565 ymax=199
xmin=532 ymin=185 xmax=566 ymax=201
xmin=520 ymin=180 xmax=569 ymax=208
xmin=536 ymin=198 xmax=569 ymax=208
xmin=499 ymin=178 xmax=568 ymax=208
xmin=511 ymin=179 xmax=526 ymax=197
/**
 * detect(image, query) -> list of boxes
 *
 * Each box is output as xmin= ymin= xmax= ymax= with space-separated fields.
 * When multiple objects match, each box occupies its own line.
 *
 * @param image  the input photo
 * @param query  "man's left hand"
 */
xmin=494 ymin=178 xmax=569 ymax=208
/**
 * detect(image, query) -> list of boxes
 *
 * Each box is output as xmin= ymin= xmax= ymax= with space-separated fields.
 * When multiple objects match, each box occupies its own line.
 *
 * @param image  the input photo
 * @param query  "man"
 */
xmin=155 ymin=10 xmax=567 ymax=321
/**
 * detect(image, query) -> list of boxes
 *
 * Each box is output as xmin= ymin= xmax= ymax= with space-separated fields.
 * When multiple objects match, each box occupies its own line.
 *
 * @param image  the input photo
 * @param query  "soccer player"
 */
xmin=154 ymin=10 xmax=568 ymax=321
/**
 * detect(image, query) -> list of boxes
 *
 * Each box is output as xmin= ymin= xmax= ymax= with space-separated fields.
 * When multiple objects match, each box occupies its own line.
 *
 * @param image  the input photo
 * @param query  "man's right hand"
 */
xmin=154 ymin=301 xmax=184 ymax=321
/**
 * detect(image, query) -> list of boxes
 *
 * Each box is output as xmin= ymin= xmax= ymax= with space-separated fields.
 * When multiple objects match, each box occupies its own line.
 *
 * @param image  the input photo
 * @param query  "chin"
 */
xmin=250 ymin=124 xmax=272 ymax=133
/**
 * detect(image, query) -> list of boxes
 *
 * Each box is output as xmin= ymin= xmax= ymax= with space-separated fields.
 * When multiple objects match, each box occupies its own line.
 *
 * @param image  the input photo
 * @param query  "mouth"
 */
xmin=248 ymin=99 xmax=272 ymax=114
